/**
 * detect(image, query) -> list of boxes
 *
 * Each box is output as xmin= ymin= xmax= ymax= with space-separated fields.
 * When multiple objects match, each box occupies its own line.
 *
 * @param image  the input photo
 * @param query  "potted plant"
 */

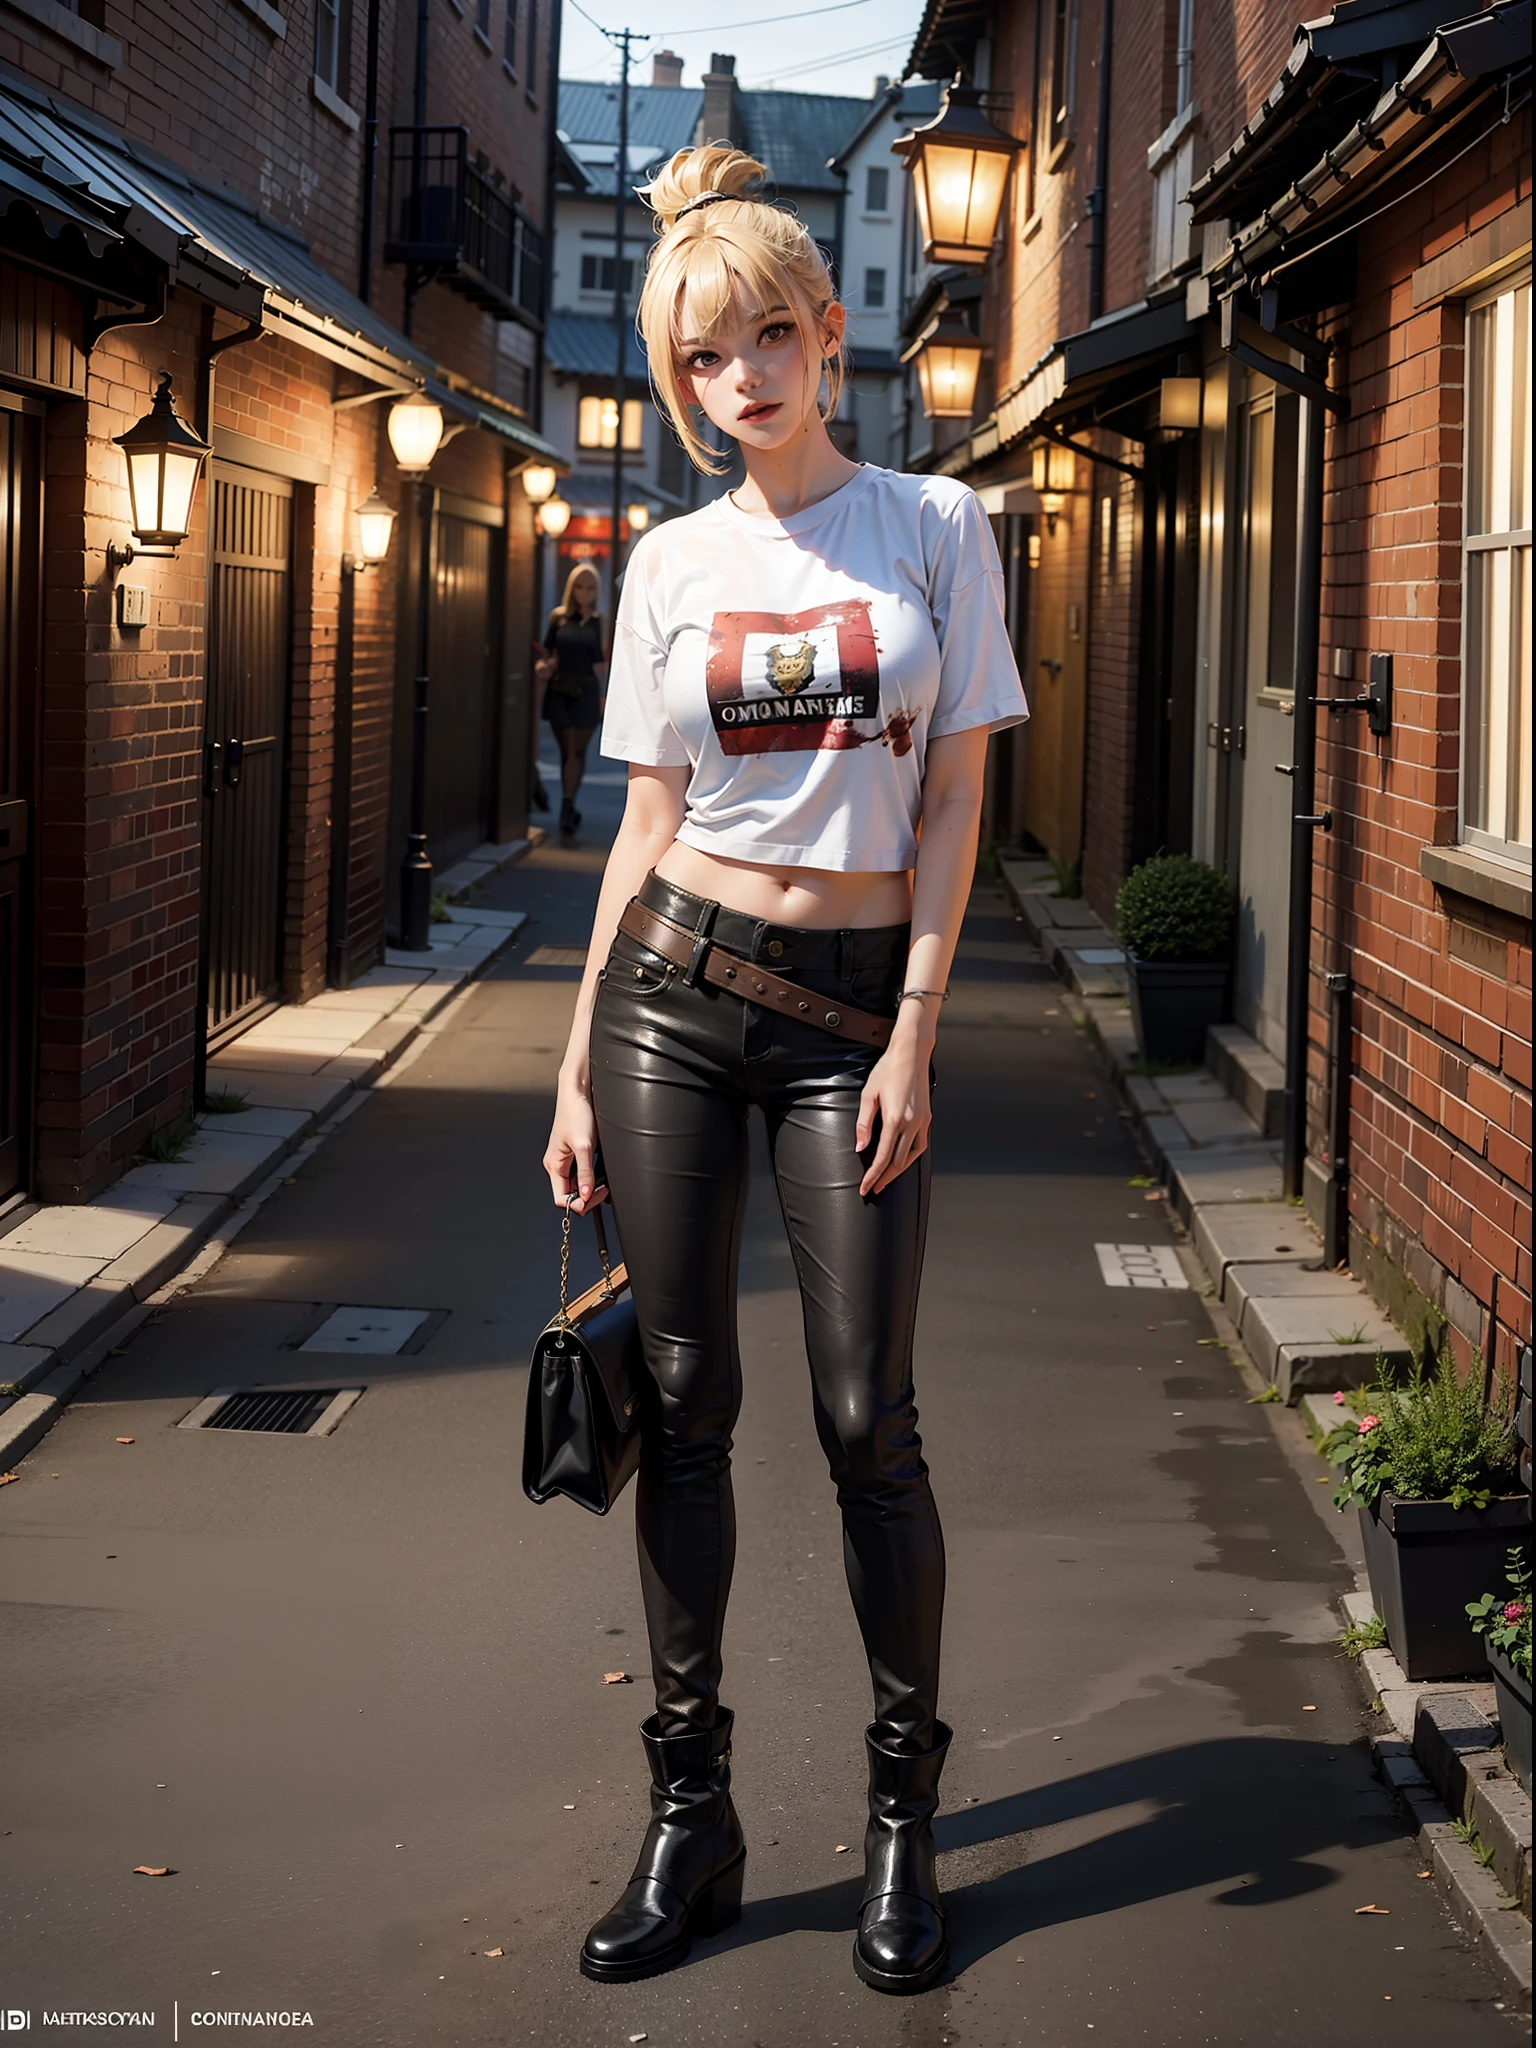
xmin=1324 ymin=1349 xmax=1526 ymax=1681
xmin=1467 ymin=1546 xmax=1532 ymax=1797
xmin=1115 ymin=855 xmax=1233 ymax=1063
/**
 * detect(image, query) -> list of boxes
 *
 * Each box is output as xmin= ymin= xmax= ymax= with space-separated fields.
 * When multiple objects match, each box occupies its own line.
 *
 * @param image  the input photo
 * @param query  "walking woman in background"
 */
xmin=542 ymin=143 xmax=1027 ymax=1994
xmin=541 ymin=562 xmax=607 ymax=835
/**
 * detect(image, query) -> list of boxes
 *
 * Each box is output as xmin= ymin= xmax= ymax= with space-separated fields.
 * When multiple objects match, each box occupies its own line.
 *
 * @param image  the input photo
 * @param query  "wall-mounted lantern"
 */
xmin=902 ymin=311 xmax=985 ymax=420
xmin=625 ymin=501 xmax=652 ymax=534
xmin=1032 ymin=440 xmax=1077 ymax=535
xmin=108 ymin=374 xmax=211 ymax=570
xmin=892 ymin=77 xmax=1021 ymax=266
xmin=521 ymin=463 xmax=558 ymax=503
xmin=387 ymin=391 xmax=447 ymax=474
xmin=536 ymin=496 xmax=572 ymax=539
xmin=1159 ymin=377 xmax=1202 ymax=431
xmin=345 ymin=487 xmax=397 ymax=572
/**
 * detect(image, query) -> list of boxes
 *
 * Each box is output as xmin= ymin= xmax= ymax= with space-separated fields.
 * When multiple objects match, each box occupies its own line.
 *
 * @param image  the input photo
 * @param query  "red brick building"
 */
xmin=0 ymin=0 xmax=565 ymax=1202
xmin=899 ymin=0 xmax=1530 ymax=1373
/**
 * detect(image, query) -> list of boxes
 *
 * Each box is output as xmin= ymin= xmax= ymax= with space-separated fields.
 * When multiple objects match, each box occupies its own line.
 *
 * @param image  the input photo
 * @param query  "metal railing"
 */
xmin=384 ymin=126 xmax=543 ymax=324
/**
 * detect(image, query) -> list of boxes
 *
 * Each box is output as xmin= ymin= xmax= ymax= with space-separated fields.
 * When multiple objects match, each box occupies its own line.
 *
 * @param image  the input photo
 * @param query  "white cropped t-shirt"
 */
xmin=599 ymin=464 xmax=1029 ymax=872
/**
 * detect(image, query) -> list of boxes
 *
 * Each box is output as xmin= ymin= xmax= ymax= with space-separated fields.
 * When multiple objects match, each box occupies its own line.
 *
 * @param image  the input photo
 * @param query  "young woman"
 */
xmin=541 ymin=562 xmax=608 ymax=835
xmin=542 ymin=144 xmax=1027 ymax=1995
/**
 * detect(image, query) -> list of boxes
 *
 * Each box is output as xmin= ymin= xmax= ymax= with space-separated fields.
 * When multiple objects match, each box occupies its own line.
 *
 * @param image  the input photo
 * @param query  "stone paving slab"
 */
xmin=199 ymin=1069 xmax=355 ymax=1115
xmin=1171 ymin=1096 xmax=1277 ymax=1147
xmin=1194 ymin=1202 xmax=1322 ymax=1295
xmin=0 ymin=1249 xmax=109 ymax=1341
xmin=1227 ymin=1260 xmax=1365 ymax=1325
xmin=1 ymin=1201 xmax=175 ymax=1260
xmin=1169 ymin=1148 xmax=1284 ymax=1220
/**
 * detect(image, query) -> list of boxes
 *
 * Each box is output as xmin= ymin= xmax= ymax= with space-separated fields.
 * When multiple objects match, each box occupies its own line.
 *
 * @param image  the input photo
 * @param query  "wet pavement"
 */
xmin=1 ymin=752 xmax=1521 ymax=2045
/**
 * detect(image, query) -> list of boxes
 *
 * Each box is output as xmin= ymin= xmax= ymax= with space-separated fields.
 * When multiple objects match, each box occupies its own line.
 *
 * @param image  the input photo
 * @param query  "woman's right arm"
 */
xmin=542 ymin=763 xmax=688 ymax=1211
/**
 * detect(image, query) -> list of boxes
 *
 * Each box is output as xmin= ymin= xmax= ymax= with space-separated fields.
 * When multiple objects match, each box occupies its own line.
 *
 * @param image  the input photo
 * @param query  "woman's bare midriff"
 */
xmin=654 ymin=839 xmax=914 ymax=928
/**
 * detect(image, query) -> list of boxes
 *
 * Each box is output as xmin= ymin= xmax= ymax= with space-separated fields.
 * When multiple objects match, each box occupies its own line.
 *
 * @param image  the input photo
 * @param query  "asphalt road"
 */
xmin=1 ymin=752 xmax=1520 ymax=2046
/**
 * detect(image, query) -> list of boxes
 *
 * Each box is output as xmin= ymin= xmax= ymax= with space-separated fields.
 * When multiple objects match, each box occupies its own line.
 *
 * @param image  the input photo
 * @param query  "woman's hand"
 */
xmin=855 ymin=1013 xmax=935 ymax=1198
xmin=543 ymin=1067 xmax=609 ymax=1212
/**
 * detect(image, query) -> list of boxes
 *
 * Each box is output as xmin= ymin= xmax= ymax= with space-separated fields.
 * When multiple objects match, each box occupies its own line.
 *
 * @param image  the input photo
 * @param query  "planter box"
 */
xmin=1359 ymin=1492 xmax=1531 ymax=1681
xmin=1486 ymin=1641 xmax=1532 ymax=1798
xmin=1126 ymin=957 xmax=1229 ymax=1065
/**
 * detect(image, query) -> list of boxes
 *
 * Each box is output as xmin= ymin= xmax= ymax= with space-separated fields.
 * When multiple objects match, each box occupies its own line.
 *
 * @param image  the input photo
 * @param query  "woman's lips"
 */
xmin=739 ymin=402 xmax=781 ymax=422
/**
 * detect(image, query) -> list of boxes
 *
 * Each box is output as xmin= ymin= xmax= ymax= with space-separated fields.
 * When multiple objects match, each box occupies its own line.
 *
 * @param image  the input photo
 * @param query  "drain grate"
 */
xmin=179 ymin=1387 xmax=363 ymax=1435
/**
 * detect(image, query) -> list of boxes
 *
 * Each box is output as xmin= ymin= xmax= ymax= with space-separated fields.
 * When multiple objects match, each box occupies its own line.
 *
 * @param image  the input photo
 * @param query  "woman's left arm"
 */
xmin=856 ymin=725 xmax=990 ymax=1197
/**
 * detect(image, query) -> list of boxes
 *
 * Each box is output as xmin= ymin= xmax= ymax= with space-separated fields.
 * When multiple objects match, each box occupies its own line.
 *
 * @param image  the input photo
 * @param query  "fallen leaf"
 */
xmin=602 ymin=1672 xmax=630 ymax=1685
xmin=115 ymin=1437 xmax=134 ymax=1445
xmin=1415 ymin=1869 xmax=1431 ymax=1878
xmin=0 ymin=1472 xmax=17 ymax=1486
xmin=483 ymin=1947 xmax=504 ymax=1958
xmin=132 ymin=1865 xmax=172 ymax=1877
xmin=1354 ymin=1904 xmax=1389 ymax=1915
xmin=1146 ymin=1323 xmax=1158 ymax=1331
xmin=834 ymin=1844 xmax=850 ymax=1854
xmin=1301 ymin=1704 xmax=1317 ymax=1712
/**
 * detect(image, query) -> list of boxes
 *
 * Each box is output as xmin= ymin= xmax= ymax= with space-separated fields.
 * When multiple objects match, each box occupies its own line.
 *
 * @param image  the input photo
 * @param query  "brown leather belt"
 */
xmin=616 ymin=899 xmax=894 ymax=1050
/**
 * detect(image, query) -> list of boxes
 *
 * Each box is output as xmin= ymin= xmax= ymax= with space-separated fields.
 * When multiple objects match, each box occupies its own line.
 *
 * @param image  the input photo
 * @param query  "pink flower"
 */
xmin=1504 ymin=1602 xmax=1525 ymax=1624
xmin=1358 ymin=1415 xmax=1380 ymax=1434
xmin=1332 ymin=1391 xmax=1347 ymax=1405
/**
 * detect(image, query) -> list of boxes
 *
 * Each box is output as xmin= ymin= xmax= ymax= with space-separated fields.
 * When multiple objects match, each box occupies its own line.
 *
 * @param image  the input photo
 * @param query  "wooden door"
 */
xmin=202 ymin=466 xmax=293 ymax=1042
xmin=0 ymin=400 xmax=38 ymax=1200
xmin=425 ymin=508 xmax=496 ymax=869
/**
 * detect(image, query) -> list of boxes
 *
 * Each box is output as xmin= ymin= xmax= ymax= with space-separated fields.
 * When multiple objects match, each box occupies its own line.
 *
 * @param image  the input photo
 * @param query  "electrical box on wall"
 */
xmin=117 ymin=584 xmax=150 ymax=629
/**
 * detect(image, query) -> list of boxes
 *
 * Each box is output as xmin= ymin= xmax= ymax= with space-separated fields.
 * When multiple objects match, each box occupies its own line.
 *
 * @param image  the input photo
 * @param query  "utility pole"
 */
xmin=610 ymin=26 xmax=633 ymax=608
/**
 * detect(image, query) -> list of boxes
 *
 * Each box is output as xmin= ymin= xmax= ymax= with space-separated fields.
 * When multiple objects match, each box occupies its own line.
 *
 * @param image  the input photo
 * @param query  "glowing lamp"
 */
xmin=521 ymin=463 xmax=558 ymax=502
xmin=626 ymin=501 xmax=652 ymax=533
xmin=537 ymin=496 xmax=572 ymax=538
xmin=1159 ymin=377 xmax=1202 ymax=430
xmin=892 ymin=77 xmax=1020 ymax=266
xmin=1032 ymin=440 xmax=1076 ymax=534
xmin=902 ymin=312 xmax=984 ymax=420
xmin=354 ymin=487 xmax=396 ymax=566
xmin=387 ymin=392 xmax=446 ymax=474
xmin=112 ymin=374 xmax=210 ymax=556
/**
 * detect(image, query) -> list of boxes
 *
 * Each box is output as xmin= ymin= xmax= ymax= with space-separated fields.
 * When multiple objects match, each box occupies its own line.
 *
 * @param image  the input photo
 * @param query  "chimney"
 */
xmin=872 ymin=74 xmax=890 ymax=97
xmin=652 ymin=49 xmax=683 ymax=88
xmin=696 ymin=53 xmax=741 ymax=147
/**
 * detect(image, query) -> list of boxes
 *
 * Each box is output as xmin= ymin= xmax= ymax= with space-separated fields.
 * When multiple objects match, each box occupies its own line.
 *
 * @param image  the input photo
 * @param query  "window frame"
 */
xmin=864 ymin=165 xmax=889 ymax=215
xmin=503 ymin=0 xmax=518 ymax=76
xmin=315 ymin=0 xmax=350 ymax=97
xmin=577 ymin=393 xmax=644 ymax=453
xmin=1460 ymin=265 xmax=1532 ymax=868
xmin=863 ymin=266 xmax=887 ymax=310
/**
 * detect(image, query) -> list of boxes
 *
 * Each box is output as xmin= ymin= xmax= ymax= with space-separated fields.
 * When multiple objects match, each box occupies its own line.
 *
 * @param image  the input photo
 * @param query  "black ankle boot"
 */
xmin=580 ymin=1710 xmax=745 ymax=1982
xmin=852 ymin=1721 xmax=952 ymax=1994
xmin=559 ymin=795 xmax=577 ymax=834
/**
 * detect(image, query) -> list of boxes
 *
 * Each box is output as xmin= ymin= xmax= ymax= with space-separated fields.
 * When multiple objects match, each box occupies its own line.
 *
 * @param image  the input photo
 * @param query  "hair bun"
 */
xmin=642 ymin=144 xmax=769 ymax=233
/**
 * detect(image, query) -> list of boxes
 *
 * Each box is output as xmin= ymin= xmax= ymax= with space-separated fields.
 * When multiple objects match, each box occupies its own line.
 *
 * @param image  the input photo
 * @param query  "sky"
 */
xmin=558 ymin=0 xmax=930 ymax=99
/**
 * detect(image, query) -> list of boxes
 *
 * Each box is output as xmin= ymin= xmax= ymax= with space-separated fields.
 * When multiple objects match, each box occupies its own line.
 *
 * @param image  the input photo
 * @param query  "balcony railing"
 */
xmin=384 ymin=127 xmax=544 ymax=324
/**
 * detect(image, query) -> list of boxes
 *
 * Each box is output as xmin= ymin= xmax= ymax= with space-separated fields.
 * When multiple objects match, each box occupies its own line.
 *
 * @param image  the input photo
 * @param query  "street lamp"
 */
xmin=388 ymin=392 xmax=447 ymax=953
xmin=521 ymin=463 xmax=558 ymax=503
xmin=902 ymin=311 xmax=985 ymax=420
xmin=108 ymin=373 xmax=212 ymax=569
xmin=892 ymin=77 xmax=1020 ymax=266
xmin=625 ymin=501 xmax=651 ymax=534
xmin=536 ymin=495 xmax=572 ymax=538
xmin=1032 ymin=440 xmax=1076 ymax=535
xmin=350 ymin=487 xmax=396 ymax=569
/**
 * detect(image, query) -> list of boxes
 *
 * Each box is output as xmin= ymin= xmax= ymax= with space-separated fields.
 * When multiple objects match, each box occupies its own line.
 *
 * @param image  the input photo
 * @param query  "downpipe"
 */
xmin=1282 ymin=389 xmax=1328 ymax=1198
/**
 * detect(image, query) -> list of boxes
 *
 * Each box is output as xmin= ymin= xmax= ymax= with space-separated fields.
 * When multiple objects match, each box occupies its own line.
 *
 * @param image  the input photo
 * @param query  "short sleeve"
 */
xmin=599 ymin=539 xmax=690 ymax=767
xmin=926 ymin=490 xmax=1030 ymax=741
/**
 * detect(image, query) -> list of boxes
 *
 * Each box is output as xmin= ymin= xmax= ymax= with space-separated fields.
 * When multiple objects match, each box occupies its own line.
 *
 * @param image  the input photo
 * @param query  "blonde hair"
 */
xmin=637 ymin=144 xmax=846 ymax=475
xmin=553 ymin=561 xmax=600 ymax=625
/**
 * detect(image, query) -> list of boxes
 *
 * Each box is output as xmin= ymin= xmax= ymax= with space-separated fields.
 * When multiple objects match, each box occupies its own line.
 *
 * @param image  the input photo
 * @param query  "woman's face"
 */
xmin=572 ymin=572 xmax=598 ymax=612
xmin=679 ymin=295 xmax=844 ymax=454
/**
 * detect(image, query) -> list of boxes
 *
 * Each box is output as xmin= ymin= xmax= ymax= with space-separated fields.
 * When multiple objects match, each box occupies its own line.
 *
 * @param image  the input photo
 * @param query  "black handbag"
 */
xmin=522 ymin=1202 xmax=645 ymax=1515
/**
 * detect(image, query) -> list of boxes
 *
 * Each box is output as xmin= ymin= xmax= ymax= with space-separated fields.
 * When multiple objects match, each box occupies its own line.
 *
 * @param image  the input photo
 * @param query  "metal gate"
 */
xmin=425 ymin=508 xmax=495 ymax=868
xmin=0 ymin=402 xmax=38 ymax=1200
xmin=202 ymin=465 xmax=293 ymax=1040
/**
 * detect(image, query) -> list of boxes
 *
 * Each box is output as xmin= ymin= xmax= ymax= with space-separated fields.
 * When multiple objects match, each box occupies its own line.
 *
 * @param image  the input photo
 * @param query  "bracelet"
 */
xmin=899 ymin=987 xmax=950 ymax=1004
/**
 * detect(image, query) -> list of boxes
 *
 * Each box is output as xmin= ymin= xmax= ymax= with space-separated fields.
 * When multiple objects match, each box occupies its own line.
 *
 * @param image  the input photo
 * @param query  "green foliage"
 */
xmin=1451 ymin=1816 xmax=1496 ymax=1868
xmin=1339 ymin=1613 xmax=1388 ymax=1659
xmin=202 ymin=1087 xmax=250 ymax=1115
xmin=140 ymin=1118 xmax=196 ymax=1165
xmin=1247 ymin=1384 xmax=1282 ymax=1404
xmin=1322 ymin=1346 xmax=1517 ymax=1511
xmin=1467 ymin=1545 xmax=1532 ymax=1683
xmin=1115 ymin=854 xmax=1234 ymax=963
xmin=1048 ymin=848 xmax=1082 ymax=899
xmin=430 ymin=892 xmax=454 ymax=925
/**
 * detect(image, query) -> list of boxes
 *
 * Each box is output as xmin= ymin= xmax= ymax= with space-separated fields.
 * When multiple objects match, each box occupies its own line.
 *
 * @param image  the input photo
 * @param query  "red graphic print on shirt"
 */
xmin=705 ymin=600 xmax=912 ymax=756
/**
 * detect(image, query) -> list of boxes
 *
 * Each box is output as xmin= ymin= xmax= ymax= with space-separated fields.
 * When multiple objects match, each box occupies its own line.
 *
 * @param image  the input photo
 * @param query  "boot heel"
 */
xmin=694 ymin=1852 xmax=745 ymax=1936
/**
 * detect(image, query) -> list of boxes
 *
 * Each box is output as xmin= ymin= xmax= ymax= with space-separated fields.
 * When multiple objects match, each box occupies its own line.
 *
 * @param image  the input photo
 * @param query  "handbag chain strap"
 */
xmin=557 ymin=1198 xmax=616 ymax=1329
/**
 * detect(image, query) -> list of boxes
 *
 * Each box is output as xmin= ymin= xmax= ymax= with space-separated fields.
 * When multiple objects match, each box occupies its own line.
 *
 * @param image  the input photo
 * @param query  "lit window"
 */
xmin=316 ymin=0 xmax=350 ymax=95
xmin=864 ymin=267 xmax=886 ymax=310
xmin=1463 ymin=270 xmax=1532 ymax=863
xmin=865 ymin=166 xmax=889 ymax=214
xmin=578 ymin=396 xmax=644 ymax=451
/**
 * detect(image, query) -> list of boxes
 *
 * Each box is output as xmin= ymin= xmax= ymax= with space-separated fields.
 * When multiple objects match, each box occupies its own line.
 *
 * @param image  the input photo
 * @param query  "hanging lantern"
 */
xmin=353 ymin=487 xmax=397 ymax=566
xmin=1031 ymin=440 xmax=1077 ymax=534
xmin=387 ymin=391 xmax=446 ymax=474
xmin=625 ymin=501 xmax=651 ymax=533
xmin=892 ymin=77 xmax=1020 ymax=266
xmin=902 ymin=311 xmax=985 ymax=420
xmin=521 ymin=463 xmax=558 ymax=503
xmin=536 ymin=496 xmax=572 ymax=538
xmin=112 ymin=374 xmax=211 ymax=555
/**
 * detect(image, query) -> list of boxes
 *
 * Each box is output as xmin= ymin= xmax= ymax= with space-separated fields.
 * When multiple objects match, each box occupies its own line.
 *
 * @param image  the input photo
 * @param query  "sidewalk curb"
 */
xmin=0 ymin=912 xmax=529 ymax=1476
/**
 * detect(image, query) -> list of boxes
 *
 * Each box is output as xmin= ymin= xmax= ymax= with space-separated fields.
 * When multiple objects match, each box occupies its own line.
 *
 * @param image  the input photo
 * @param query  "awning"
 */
xmin=0 ymin=80 xmax=564 ymax=466
xmin=975 ymin=294 xmax=1197 ymax=463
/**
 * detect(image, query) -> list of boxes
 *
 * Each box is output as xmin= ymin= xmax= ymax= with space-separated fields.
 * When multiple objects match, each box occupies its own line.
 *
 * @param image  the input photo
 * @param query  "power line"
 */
xmin=743 ymin=33 xmax=915 ymax=85
xmin=654 ymin=2 xmax=876 ymax=35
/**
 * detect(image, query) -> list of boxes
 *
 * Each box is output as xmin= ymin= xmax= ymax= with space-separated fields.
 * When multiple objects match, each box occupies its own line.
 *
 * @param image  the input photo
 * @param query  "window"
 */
xmin=525 ymin=0 xmax=538 ymax=89
xmin=1043 ymin=0 xmax=1076 ymax=158
xmin=863 ymin=267 xmax=886 ymax=310
xmin=864 ymin=165 xmax=889 ymax=214
xmin=315 ymin=0 xmax=350 ymax=96
xmin=579 ymin=253 xmax=637 ymax=295
xmin=475 ymin=0 xmax=490 ymax=37
xmin=1462 ymin=271 xmax=1532 ymax=863
xmin=503 ymin=0 xmax=518 ymax=72
xmin=578 ymin=395 xmax=644 ymax=451
xmin=1238 ymin=383 xmax=1300 ymax=700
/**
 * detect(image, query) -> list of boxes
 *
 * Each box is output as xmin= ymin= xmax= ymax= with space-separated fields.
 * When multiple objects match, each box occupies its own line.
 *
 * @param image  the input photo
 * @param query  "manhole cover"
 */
xmin=299 ymin=1306 xmax=432 ymax=1355
xmin=179 ymin=1387 xmax=363 ymax=1435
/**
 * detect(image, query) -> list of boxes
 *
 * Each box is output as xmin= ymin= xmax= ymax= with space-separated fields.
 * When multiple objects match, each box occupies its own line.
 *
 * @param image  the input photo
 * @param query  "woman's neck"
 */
xmin=731 ymin=417 xmax=860 ymax=522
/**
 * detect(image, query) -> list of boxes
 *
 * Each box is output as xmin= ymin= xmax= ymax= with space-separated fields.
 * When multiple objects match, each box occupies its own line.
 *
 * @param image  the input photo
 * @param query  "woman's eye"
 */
xmin=760 ymin=323 xmax=791 ymax=344
xmin=686 ymin=350 xmax=719 ymax=370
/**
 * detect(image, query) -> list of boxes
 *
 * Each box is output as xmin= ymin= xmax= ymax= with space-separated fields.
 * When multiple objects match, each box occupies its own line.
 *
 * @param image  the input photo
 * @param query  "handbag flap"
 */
xmin=538 ymin=1278 xmax=643 ymax=1437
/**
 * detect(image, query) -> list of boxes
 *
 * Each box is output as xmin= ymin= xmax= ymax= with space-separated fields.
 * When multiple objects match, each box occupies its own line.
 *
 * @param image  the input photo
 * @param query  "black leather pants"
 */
xmin=590 ymin=871 xmax=945 ymax=1753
